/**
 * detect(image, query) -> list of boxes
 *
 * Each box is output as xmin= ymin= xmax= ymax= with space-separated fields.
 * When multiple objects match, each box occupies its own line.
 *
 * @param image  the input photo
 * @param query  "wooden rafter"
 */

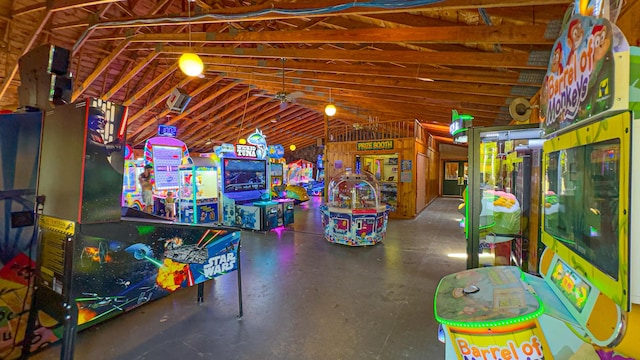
xmin=102 ymin=51 xmax=159 ymax=99
xmin=161 ymin=46 xmax=544 ymax=69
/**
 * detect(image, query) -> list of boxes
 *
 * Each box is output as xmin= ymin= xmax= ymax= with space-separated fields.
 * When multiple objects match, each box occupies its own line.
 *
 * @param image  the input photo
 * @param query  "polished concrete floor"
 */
xmin=30 ymin=197 xmax=466 ymax=360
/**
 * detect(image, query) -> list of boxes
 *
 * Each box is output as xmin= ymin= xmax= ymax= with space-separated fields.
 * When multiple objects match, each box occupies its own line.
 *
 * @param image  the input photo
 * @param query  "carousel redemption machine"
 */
xmin=14 ymin=47 xmax=243 ymax=359
xmin=435 ymin=3 xmax=640 ymax=359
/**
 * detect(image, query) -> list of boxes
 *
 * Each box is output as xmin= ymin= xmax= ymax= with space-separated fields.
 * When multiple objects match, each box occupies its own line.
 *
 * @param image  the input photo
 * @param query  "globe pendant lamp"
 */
xmin=324 ymin=88 xmax=337 ymax=116
xmin=324 ymin=103 xmax=336 ymax=116
xmin=179 ymin=1 xmax=203 ymax=77
xmin=179 ymin=53 xmax=203 ymax=77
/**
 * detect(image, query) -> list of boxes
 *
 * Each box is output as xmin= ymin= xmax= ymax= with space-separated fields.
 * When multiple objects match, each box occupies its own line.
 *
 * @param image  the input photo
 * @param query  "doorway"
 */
xmin=442 ymin=161 xmax=467 ymax=196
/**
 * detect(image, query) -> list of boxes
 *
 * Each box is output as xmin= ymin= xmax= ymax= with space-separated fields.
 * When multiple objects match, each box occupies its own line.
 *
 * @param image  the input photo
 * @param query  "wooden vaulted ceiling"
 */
xmin=0 ymin=0 xmax=632 ymax=152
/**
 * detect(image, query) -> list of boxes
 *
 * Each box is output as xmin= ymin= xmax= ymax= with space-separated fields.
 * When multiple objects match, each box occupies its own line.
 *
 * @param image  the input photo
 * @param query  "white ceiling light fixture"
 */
xmin=178 ymin=1 xmax=203 ymax=77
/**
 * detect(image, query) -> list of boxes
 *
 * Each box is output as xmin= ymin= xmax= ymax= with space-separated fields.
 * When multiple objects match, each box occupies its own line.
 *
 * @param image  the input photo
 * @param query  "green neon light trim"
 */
xmin=434 ymin=271 xmax=545 ymax=328
xmin=451 ymin=128 xmax=468 ymax=136
xmin=479 ymin=222 xmax=496 ymax=230
xmin=548 ymin=233 xmax=576 ymax=245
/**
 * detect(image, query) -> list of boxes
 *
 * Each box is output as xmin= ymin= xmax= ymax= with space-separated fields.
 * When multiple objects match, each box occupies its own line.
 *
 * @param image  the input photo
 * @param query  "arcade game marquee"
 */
xmin=435 ymin=2 xmax=640 ymax=359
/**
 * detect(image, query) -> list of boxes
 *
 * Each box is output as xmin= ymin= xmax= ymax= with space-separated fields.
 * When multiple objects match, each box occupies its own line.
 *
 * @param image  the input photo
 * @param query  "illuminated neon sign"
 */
xmin=450 ymin=110 xmax=473 ymax=144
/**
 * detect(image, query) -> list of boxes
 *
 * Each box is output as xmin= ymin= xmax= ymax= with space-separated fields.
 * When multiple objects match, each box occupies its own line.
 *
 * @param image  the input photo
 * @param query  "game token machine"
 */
xmin=435 ymin=4 xmax=640 ymax=359
xmin=178 ymin=154 xmax=219 ymax=224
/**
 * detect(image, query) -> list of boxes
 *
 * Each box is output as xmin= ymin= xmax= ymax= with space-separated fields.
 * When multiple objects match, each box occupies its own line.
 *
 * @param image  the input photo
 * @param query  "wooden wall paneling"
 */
xmin=416 ymin=152 xmax=427 ymax=213
xmin=397 ymin=138 xmax=416 ymax=218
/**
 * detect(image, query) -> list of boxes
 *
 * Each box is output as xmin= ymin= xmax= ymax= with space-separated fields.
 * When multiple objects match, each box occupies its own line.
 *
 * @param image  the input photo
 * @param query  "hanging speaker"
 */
xmin=509 ymin=97 xmax=533 ymax=122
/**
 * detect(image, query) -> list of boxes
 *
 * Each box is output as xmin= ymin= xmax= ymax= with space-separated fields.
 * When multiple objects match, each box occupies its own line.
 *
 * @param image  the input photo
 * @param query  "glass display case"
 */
xmin=321 ymin=168 xmax=390 ymax=246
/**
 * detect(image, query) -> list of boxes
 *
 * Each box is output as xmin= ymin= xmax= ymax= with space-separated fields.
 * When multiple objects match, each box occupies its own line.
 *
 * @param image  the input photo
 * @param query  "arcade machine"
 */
xmin=462 ymin=124 xmax=543 ymax=269
xmin=143 ymin=131 xmax=191 ymax=216
xmin=435 ymin=3 xmax=640 ymax=358
xmin=287 ymin=159 xmax=313 ymax=185
xmin=269 ymin=161 xmax=285 ymax=195
xmin=320 ymin=168 xmax=390 ymax=246
xmin=309 ymin=153 xmax=326 ymax=196
xmin=0 ymin=111 xmax=42 ymax=360
xmin=218 ymin=130 xmax=292 ymax=231
xmin=178 ymin=154 xmax=219 ymax=224
xmin=14 ymin=45 xmax=243 ymax=359
xmin=121 ymin=145 xmax=145 ymax=210
xmin=268 ymin=157 xmax=295 ymax=227
xmin=283 ymin=159 xmax=311 ymax=204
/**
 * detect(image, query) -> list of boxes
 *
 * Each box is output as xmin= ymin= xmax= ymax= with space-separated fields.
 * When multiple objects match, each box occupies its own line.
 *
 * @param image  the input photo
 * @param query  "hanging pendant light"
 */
xmin=179 ymin=1 xmax=203 ymax=77
xmin=325 ymin=88 xmax=336 ymax=116
xmin=179 ymin=53 xmax=203 ymax=77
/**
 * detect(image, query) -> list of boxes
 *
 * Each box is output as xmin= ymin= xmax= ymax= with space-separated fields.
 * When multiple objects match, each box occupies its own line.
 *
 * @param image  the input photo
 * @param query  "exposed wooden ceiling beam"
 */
xmin=126 ymin=76 xmax=195 ymax=125
xmin=72 ymin=40 xmax=130 ymax=101
xmin=196 ymin=56 xmax=525 ymax=86
xmin=162 ymin=46 xmax=544 ymax=69
xmin=123 ymin=62 xmax=178 ymax=106
xmin=127 ymin=24 xmax=553 ymax=45
xmin=102 ymin=51 xmax=158 ymax=100
xmin=202 ymin=65 xmax=516 ymax=98
xmin=81 ymin=0 xmax=570 ymax=30
xmin=0 ymin=10 xmax=52 ymax=102
xmin=13 ymin=0 xmax=125 ymax=16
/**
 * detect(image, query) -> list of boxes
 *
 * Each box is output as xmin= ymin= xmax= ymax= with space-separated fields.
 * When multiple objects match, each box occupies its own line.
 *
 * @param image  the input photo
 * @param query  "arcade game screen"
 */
xmin=223 ymin=158 xmax=267 ymax=192
xmin=544 ymin=139 xmax=620 ymax=279
xmin=152 ymin=145 xmax=182 ymax=190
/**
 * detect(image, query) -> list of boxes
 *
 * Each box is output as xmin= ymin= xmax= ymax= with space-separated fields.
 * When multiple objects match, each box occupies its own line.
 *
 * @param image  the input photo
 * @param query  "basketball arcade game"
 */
xmin=435 ymin=2 xmax=640 ymax=359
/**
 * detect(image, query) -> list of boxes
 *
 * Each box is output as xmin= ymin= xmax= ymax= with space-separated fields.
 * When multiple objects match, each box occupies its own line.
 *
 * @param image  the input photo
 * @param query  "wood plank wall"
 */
xmin=325 ymin=135 xmax=440 ymax=219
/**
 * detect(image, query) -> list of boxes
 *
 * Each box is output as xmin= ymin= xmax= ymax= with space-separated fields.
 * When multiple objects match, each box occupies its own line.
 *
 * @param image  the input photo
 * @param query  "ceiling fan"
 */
xmin=254 ymin=58 xmax=305 ymax=109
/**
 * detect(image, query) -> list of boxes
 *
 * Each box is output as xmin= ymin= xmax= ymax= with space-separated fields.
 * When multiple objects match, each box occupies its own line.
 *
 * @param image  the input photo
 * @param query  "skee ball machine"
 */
xmin=435 ymin=3 xmax=640 ymax=359
xmin=24 ymin=98 xmax=242 ymax=360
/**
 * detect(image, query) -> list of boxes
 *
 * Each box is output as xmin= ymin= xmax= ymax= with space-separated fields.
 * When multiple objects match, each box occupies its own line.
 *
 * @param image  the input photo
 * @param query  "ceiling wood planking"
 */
xmin=179 ymin=92 xmax=268 ymax=140
xmin=102 ymin=51 xmax=159 ymax=100
xmin=0 ymin=0 xmax=590 ymax=147
xmin=72 ymin=40 xmax=130 ymax=101
xmin=128 ymin=75 xmax=225 ymax=135
xmin=206 ymin=65 xmax=517 ymax=97
xmin=126 ymin=76 xmax=195 ymax=125
xmin=123 ymin=62 xmax=177 ymax=105
xmin=196 ymin=56 xmax=526 ymax=85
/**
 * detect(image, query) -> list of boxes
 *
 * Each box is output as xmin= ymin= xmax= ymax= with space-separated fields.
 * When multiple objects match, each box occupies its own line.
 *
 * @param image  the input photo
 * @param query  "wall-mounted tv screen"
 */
xmin=223 ymin=158 xmax=267 ymax=193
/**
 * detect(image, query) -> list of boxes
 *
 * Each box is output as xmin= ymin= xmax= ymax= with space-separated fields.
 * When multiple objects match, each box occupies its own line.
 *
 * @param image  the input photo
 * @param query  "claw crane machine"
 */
xmin=436 ymin=1 xmax=640 ymax=358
